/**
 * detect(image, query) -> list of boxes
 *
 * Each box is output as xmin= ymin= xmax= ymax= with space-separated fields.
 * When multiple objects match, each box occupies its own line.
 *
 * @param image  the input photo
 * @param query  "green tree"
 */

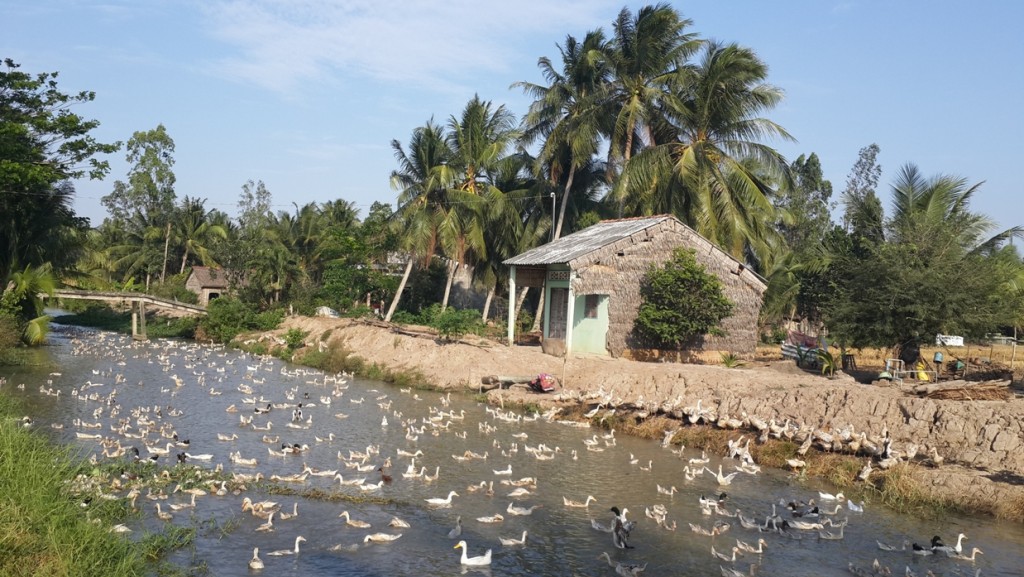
xmin=174 ymin=196 xmax=227 ymax=274
xmin=841 ymin=143 xmax=884 ymax=243
xmin=0 ymin=59 xmax=119 ymax=282
xmin=387 ymin=119 xmax=455 ymax=321
xmin=618 ymin=40 xmax=793 ymax=263
xmin=101 ymin=124 xmax=177 ymax=285
xmin=775 ymin=153 xmax=833 ymax=254
xmin=632 ymin=248 xmax=734 ymax=349
xmin=514 ymin=29 xmax=610 ymax=239
xmin=605 ymin=4 xmax=700 ymax=174
xmin=824 ymin=165 xmax=1022 ymax=349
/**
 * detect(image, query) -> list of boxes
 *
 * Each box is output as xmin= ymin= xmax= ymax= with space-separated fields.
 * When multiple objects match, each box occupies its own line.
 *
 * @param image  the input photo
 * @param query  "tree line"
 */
xmin=3 ymin=4 xmax=1022 ymax=353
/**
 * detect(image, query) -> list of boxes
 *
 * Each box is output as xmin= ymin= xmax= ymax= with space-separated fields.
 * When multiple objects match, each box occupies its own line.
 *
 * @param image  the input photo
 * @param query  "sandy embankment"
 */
xmin=266 ymin=316 xmax=1024 ymax=519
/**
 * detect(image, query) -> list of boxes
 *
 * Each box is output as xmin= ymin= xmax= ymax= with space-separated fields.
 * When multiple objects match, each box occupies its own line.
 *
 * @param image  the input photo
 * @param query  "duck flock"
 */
xmin=3 ymin=327 xmax=1011 ymax=576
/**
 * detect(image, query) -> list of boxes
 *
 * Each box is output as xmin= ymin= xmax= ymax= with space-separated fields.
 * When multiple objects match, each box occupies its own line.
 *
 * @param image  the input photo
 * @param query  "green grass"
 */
xmin=0 ymin=397 xmax=212 ymax=576
xmin=0 ymin=406 xmax=145 ymax=576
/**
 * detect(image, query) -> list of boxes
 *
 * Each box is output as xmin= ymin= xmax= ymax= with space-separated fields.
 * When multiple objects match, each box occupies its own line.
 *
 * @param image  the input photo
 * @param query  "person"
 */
xmin=933 ymin=351 xmax=944 ymax=379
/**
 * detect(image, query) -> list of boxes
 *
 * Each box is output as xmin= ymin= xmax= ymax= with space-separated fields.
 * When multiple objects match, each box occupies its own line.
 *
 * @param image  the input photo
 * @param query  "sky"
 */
xmin=4 ymin=1 xmax=1023 ymax=231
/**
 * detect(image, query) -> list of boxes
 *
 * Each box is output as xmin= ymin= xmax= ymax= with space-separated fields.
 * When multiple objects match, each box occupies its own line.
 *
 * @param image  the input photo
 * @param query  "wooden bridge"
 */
xmin=42 ymin=289 xmax=207 ymax=340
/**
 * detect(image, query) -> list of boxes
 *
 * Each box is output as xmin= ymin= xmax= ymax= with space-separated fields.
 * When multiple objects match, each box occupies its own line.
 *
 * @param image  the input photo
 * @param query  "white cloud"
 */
xmin=197 ymin=0 xmax=622 ymax=97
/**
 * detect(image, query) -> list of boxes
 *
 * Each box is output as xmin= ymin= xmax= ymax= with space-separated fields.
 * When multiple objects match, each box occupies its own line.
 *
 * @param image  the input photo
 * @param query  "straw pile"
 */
xmin=913 ymin=379 xmax=1014 ymax=401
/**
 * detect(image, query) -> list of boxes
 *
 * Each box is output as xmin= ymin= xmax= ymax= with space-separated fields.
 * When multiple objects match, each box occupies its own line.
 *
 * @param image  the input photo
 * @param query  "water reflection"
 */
xmin=1 ymin=324 xmax=1020 ymax=577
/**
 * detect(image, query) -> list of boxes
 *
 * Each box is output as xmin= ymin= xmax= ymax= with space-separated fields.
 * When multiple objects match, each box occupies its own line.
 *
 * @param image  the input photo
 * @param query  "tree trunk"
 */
xmin=514 ymin=286 xmax=529 ymax=322
xmin=441 ymin=260 xmax=457 ymax=311
xmin=481 ymin=285 xmax=495 ymax=323
xmin=384 ymin=258 xmax=414 ymax=322
xmin=179 ymin=245 xmax=190 ymax=275
xmin=553 ymin=165 xmax=576 ymax=240
xmin=531 ymin=290 xmax=545 ymax=333
xmin=160 ymin=221 xmax=171 ymax=284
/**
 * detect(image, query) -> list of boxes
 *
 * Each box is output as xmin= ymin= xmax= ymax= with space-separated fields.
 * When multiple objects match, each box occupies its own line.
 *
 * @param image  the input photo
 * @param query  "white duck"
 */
xmin=425 ymin=490 xmax=459 ymax=507
xmin=339 ymin=510 xmax=371 ymax=528
xmin=500 ymin=530 xmax=528 ymax=546
xmin=248 ymin=547 xmax=264 ymax=570
xmin=454 ymin=541 xmax=492 ymax=566
xmin=266 ymin=535 xmax=305 ymax=556
xmin=507 ymin=502 xmax=543 ymax=516
xmin=564 ymin=495 xmax=597 ymax=508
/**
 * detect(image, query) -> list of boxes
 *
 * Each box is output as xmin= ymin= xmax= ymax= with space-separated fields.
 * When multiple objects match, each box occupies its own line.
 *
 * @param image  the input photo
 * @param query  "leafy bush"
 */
xmin=198 ymin=297 xmax=284 ymax=343
xmin=150 ymin=273 xmax=199 ymax=304
xmin=632 ymin=248 xmax=734 ymax=350
xmin=390 ymin=310 xmax=417 ymax=324
xmin=434 ymin=308 xmax=483 ymax=341
xmin=284 ymin=328 xmax=307 ymax=351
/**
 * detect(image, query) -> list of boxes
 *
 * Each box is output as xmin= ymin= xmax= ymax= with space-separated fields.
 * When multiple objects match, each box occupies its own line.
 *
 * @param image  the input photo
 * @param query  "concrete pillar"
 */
xmin=507 ymin=266 xmax=516 ymax=346
xmin=565 ymin=273 xmax=576 ymax=359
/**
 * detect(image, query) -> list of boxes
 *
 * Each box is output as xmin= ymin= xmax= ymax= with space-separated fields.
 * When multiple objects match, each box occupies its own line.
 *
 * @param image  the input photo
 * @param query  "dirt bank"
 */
xmin=268 ymin=316 xmax=1024 ymax=520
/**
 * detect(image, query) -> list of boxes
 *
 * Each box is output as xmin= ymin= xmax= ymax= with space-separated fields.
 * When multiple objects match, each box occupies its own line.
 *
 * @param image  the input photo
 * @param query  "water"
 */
xmin=2 ymin=324 xmax=1021 ymax=577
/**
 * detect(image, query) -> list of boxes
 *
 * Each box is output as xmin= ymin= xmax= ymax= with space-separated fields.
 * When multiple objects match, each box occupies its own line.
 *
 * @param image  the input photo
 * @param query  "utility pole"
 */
xmin=550 ymin=192 xmax=556 ymax=242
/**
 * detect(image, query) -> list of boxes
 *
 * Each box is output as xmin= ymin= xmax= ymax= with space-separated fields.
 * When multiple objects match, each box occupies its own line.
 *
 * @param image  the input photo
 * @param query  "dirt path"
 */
xmin=268 ymin=316 xmax=1024 ymax=520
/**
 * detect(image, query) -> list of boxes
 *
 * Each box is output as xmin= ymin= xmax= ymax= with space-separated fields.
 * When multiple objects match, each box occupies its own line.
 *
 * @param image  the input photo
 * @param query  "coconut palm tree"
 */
xmin=617 ymin=40 xmax=793 ymax=263
xmin=888 ymin=163 xmax=1021 ymax=251
xmin=515 ymin=29 xmax=611 ymax=239
xmin=605 ymin=3 xmax=700 ymax=174
xmin=174 ymin=196 xmax=227 ymax=274
xmin=386 ymin=120 xmax=454 ymax=321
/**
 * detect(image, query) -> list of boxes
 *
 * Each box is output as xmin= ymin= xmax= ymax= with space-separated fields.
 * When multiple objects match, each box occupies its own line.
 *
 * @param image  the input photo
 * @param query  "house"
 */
xmin=185 ymin=266 xmax=231 ymax=306
xmin=503 ymin=215 xmax=767 ymax=360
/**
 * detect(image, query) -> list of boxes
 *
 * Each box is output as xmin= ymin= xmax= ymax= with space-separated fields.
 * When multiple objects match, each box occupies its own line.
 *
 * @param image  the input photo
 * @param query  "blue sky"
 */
xmin=5 ymin=1 xmax=1022 ymax=232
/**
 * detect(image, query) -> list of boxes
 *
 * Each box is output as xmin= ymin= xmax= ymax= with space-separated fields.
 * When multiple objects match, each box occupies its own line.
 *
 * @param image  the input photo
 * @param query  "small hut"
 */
xmin=185 ymin=266 xmax=230 ymax=306
xmin=503 ymin=215 xmax=766 ymax=359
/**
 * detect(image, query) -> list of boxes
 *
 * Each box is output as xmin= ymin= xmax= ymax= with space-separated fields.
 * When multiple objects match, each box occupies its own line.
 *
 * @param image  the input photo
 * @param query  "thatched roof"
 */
xmin=504 ymin=215 xmax=766 ymax=289
xmin=188 ymin=266 xmax=229 ymax=288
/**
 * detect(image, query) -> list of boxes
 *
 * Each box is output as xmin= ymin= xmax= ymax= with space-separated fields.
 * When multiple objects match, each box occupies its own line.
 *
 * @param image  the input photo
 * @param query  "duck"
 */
xmin=911 ymin=542 xmax=934 ymax=556
xmin=610 ymin=506 xmax=634 ymax=549
xmin=735 ymin=538 xmax=767 ymax=554
xmin=363 ymin=532 xmax=403 ymax=543
xmin=818 ymin=491 xmax=845 ymax=501
xmin=500 ymin=530 xmax=528 ymax=546
xmin=932 ymin=533 xmax=967 ymax=555
xmin=507 ymin=502 xmax=542 ymax=516
xmin=389 ymin=516 xmax=411 ymax=528
xmin=706 ymin=465 xmax=739 ymax=486
xmin=266 ymin=535 xmax=305 ymax=556
xmin=476 ymin=513 xmax=504 ymax=523
xmin=254 ymin=511 xmax=275 ymax=532
xmin=598 ymin=551 xmax=647 ymax=576
xmin=338 ymin=510 xmax=371 ymax=528
xmin=847 ymin=500 xmax=865 ymax=513
xmin=454 ymin=541 xmax=492 ymax=566
xmin=951 ymin=547 xmax=984 ymax=561
xmin=657 ymin=485 xmax=678 ymax=496
xmin=154 ymin=503 xmax=172 ymax=521
xmin=248 ymin=547 xmax=264 ymax=570
xmin=712 ymin=545 xmax=740 ymax=562
xmin=377 ymin=467 xmax=392 ymax=484
xmin=425 ymin=490 xmax=459 ymax=507
xmin=278 ymin=503 xmax=299 ymax=520
xmin=447 ymin=516 xmax=462 ymax=539
xmin=564 ymin=495 xmax=597 ymax=508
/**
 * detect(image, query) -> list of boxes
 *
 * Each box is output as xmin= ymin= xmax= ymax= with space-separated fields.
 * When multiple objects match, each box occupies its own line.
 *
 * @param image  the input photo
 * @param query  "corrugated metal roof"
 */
xmin=504 ymin=216 xmax=673 ymax=266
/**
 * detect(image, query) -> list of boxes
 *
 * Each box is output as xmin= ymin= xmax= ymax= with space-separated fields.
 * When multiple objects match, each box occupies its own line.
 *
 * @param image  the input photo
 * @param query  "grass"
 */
xmin=0 ymin=403 xmax=145 ymax=577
